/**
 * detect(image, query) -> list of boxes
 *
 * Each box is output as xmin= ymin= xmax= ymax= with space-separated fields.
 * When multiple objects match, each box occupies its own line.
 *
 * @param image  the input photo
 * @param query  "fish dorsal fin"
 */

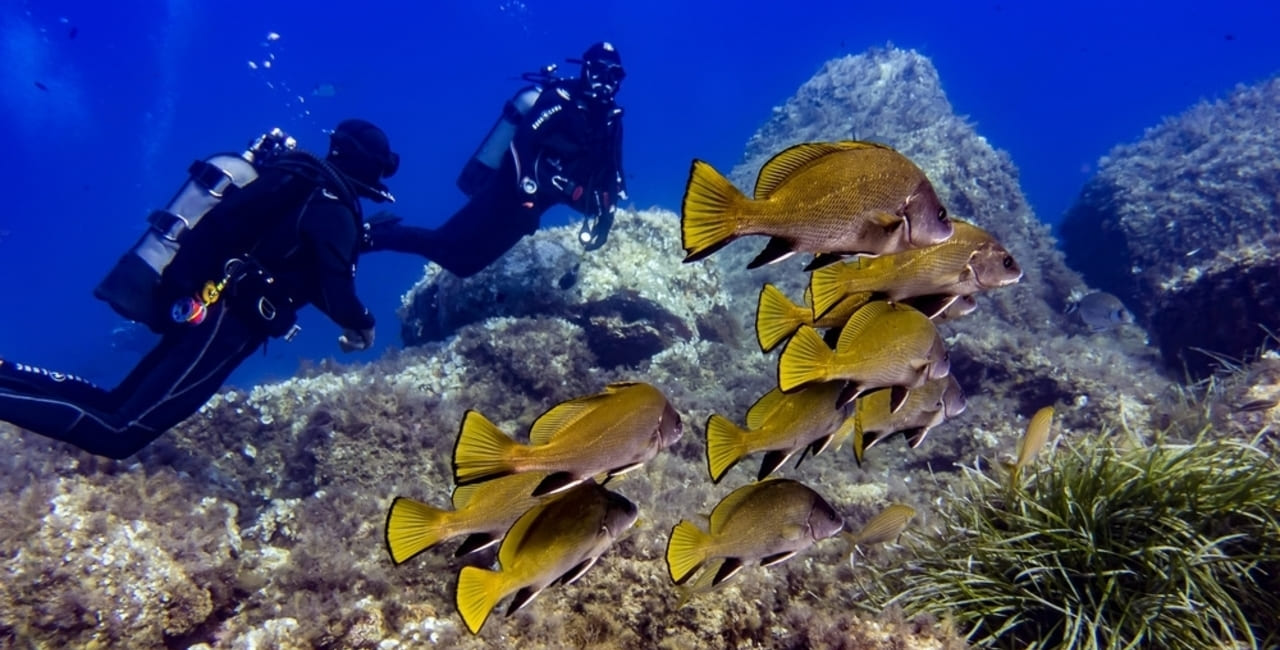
xmin=498 ymin=498 xmax=548 ymax=567
xmin=836 ymin=300 xmax=895 ymax=350
xmin=529 ymin=394 xmax=606 ymax=446
xmin=451 ymin=483 xmax=481 ymax=509
xmin=708 ymin=482 xmax=768 ymax=534
xmin=754 ymin=141 xmax=891 ymax=199
xmin=746 ymin=388 xmax=787 ymax=430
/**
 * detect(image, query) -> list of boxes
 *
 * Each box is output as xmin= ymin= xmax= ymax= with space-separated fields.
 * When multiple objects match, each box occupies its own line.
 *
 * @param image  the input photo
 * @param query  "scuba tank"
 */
xmin=94 ymin=129 xmax=297 ymax=332
xmin=455 ymin=64 xmax=562 ymax=197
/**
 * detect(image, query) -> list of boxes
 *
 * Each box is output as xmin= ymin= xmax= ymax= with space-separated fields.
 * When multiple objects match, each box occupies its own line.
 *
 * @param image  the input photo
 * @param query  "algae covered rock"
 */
xmin=398 ymin=208 xmax=736 ymax=368
xmin=1060 ymin=76 xmax=1280 ymax=377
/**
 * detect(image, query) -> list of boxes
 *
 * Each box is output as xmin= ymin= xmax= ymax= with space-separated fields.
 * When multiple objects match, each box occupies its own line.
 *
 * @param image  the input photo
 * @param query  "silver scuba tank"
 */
xmin=456 ymin=86 xmax=542 ymax=197
xmin=94 ymin=129 xmax=296 ymax=331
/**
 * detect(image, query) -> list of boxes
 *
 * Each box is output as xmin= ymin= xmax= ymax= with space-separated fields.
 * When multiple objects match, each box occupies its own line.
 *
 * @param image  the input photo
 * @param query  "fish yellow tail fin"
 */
xmin=755 ymin=284 xmax=805 ymax=353
xmin=682 ymin=159 xmax=747 ymax=262
xmin=705 ymin=415 xmax=750 ymax=483
xmin=666 ymin=520 xmax=712 ymax=584
xmin=456 ymin=565 xmax=506 ymax=635
xmin=778 ymin=326 xmax=834 ymax=392
xmin=454 ymin=410 xmax=520 ymax=486
xmin=385 ymin=497 xmax=456 ymax=565
xmin=809 ymin=263 xmax=855 ymax=319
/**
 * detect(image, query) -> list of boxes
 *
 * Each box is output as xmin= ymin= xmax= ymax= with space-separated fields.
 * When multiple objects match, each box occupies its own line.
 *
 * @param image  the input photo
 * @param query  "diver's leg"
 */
xmin=368 ymin=194 xmax=545 ymax=278
xmin=0 ymin=302 xmax=262 ymax=459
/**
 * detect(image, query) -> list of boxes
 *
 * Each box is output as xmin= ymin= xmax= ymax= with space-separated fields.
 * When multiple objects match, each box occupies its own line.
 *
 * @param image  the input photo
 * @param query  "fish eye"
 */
xmin=1002 ymin=255 xmax=1014 ymax=269
xmin=938 ymin=207 xmax=948 ymax=222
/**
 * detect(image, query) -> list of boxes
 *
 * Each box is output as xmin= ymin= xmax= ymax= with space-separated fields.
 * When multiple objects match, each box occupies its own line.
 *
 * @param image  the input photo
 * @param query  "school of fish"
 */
xmin=381 ymin=140 xmax=1037 ymax=634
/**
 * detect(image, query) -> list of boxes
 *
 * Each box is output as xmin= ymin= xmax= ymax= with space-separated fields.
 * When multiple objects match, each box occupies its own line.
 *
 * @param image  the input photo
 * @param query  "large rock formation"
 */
xmin=1060 ymin=77 xmax=1280 ymax=377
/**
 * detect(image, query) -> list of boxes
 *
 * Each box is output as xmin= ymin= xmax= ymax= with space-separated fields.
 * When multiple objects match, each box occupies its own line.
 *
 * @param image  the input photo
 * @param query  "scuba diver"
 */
xmin=0 ymin=119 xmax=400 ymax=459
xmin=363 ymin=41 xmax=628 ymax=277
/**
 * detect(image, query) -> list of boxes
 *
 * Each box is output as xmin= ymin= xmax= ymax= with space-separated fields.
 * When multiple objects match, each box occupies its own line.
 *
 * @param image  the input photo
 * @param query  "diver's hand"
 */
xmin=362 ymin=211 xmax=403 ymax=251
xmin=579 ymin=192 xmax=616 ymax=251
xmin=338 ymin=327 xmax=375 ymax=353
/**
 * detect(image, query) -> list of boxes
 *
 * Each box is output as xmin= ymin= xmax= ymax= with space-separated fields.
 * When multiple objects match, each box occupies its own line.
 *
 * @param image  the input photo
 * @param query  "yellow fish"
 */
xmin=844 ymin=503 xmax=915 ymax=567
xmin=808 ymin=220 xmax=1023 ymax=319
xmin=666 ymin=478 xmax=844 ymax=588
xmin=778 ymin=301 xmax=950 ymax=411
xmin=842 ymin=376 xmax=967 ymax=465
xmin=704 ymin=382 xmax=854 ymax=483
xmin=384 ymin=472 xmax=553 ymax=564
xmin=681 ymin=141 xmax=954 ymax=268
xmin=453 ymin=382 xmax=683 ymax=496
xmin=754 ymin=283 xmax=869 ymax=353
xmin=1007 ymin=406 xmax=1055 ymax=486
xmin=455 ymin=482 xmax=637 ymax=634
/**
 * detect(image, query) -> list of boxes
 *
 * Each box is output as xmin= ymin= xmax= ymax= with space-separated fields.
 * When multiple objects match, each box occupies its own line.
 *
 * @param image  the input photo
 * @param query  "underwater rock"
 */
xmin=398 ymin=208 xmax=728 ymax=369
xmin=1060 ymin=76 xmax=1280 ymax=377
xmin=706 ymin=45 xmax=1173 ymax=449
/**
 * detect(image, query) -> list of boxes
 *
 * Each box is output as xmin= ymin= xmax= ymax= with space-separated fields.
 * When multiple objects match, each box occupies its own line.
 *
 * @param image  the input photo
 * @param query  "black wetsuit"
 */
xmin=365 ymin=80 xmax=627 ymax=277
xmin=0 ymin=167 xmax=374 ymax=459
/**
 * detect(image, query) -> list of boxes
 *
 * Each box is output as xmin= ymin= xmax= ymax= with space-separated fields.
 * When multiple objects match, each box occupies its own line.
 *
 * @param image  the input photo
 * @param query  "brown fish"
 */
xmin=841 ymin=375 xmax=967 ymax=465
xmin=778 ymin=301 xmax=950 ymax=411
xmin=681 ymin=141 xmax=954 ymax=268
xmin=808 ymin=220 xmax=1022 ymax=319
xmin=666 ymin=479 xmax=844 ymax=588
xmin=704 ymin=382 xmax=854 ymax=483
xmin=844 ymin=503 xmax=915 ymax=567
xmin=755 ymin=283 xmax=869 ymax=353
xmin=456 ymin=482 xmax=638 ymax=634
xmin=384 ymin=472 xmax=554 ymax=564
xmin=453 ymin=382 xmax=683 ymax=496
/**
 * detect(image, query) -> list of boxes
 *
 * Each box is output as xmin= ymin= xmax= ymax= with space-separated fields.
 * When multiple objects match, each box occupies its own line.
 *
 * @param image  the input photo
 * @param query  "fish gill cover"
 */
xmin=2 ymin=36 xmax=1280 ymax=650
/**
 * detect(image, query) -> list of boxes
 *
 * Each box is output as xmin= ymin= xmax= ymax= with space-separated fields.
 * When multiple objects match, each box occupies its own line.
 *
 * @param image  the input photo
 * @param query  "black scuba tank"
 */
xmin=456 ymin=85 xmax=543 ymax=197
xmin=94 ymin=129 xmax=297 ymax=332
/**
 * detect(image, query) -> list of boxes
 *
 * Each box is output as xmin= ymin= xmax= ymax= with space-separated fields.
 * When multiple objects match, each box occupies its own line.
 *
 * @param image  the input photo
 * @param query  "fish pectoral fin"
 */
xmin=903 ymin=426 xmax=929 ymax=449
xmin=557 ymin=557 xmax=600 ymax=586
xmin=711 ymin=558 xmax=745 ymax=586
xmin=757 ymin=450 xmax=795 ymax=481
xmin=747 ymin=237 xmax=797 ymax=268
xmin=803 ymin=253 xmax=844 ymax=272
xmin=760 ymin=551 xmax=797 ymax=567
xmin=889 ymin=386 xmax=911 ymax=414
xmin=532 ymin=472 xmax=584 ymax=497
xmin=870 ymin=211 xmax=905 ymax=230
xmin=506 ymin=585 xmax=546 ymax=616
xmin=454 ymin=533 xmax=499 ymax=558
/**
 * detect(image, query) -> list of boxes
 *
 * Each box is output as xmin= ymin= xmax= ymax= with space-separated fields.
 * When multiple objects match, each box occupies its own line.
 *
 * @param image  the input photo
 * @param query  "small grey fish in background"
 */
xmin=1066 ymin=291 xmax=1134 ymax=332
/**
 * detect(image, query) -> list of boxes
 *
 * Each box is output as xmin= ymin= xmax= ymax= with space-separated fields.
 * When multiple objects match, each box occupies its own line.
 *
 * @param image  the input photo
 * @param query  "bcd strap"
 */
xmin=187 ymin=159 xmax=239 ymax=198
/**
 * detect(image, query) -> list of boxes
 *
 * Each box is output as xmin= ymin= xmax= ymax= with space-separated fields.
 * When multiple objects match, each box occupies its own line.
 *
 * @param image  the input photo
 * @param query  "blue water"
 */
xmin=1 ymin=0 xmax=1276 ymax=389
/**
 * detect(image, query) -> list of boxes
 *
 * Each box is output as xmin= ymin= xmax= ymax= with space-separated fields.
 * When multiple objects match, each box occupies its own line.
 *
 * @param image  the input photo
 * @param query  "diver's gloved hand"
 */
xmin=579 ymin=192 xmax=616 ymax=251
xmin=362 ymin=211 xmax=403 ymax=251
xmin=338 ymin=327 xmax=376 ymax=353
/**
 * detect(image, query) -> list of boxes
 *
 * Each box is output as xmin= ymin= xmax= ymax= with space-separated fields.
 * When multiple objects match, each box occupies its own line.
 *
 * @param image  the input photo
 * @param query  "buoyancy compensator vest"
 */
xmin=95 ymin=128 xmax=357 ymax=334
xmin=455 ymin=64 xmax=566 ymax=197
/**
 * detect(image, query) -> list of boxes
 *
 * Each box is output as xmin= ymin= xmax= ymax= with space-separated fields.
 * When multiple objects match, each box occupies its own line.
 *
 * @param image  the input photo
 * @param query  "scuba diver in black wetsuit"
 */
xmin=363 ymin=41 xmax=628 ymax=277
xmin=0 ymin=119 xmax=400 ymax=459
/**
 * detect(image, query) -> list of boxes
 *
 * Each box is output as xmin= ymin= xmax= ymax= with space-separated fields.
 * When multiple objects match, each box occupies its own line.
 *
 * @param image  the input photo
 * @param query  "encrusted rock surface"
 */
xmin=1060 ymin=76 xmax=1280 ymax=377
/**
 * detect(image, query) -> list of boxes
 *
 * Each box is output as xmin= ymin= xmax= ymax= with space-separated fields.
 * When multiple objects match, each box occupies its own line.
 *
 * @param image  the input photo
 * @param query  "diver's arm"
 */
xmin=302 ymin=202 xmax=376 ymax=331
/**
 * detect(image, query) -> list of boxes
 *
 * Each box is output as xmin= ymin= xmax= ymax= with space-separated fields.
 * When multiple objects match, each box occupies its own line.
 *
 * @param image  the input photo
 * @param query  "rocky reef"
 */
xmin=1060 ymin=76 xmax=1280 ymax=378
xmin=3 ymin=45 xmax=1265 ymax=649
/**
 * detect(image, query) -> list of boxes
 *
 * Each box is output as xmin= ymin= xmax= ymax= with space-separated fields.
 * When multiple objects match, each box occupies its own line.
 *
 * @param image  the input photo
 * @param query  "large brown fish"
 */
xmin=704 ymin=382 xmax=854 ymax=483
xmin=808 ymin=220 xmax=1023 ymax=319
xmin=666 ymin=478 xmax=844 ymax=588
xmin=455 ymin=482 xmax=638 ymax=634
xmin=841 ymin=375 xmax=968 ymax=465
xmin=778 ymin=301 xmax=950 ymax=410
xmin=453 ymin=382 xmax=683 ymax=496
xmin=681 ymin=141 xmax=954 ymax=268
